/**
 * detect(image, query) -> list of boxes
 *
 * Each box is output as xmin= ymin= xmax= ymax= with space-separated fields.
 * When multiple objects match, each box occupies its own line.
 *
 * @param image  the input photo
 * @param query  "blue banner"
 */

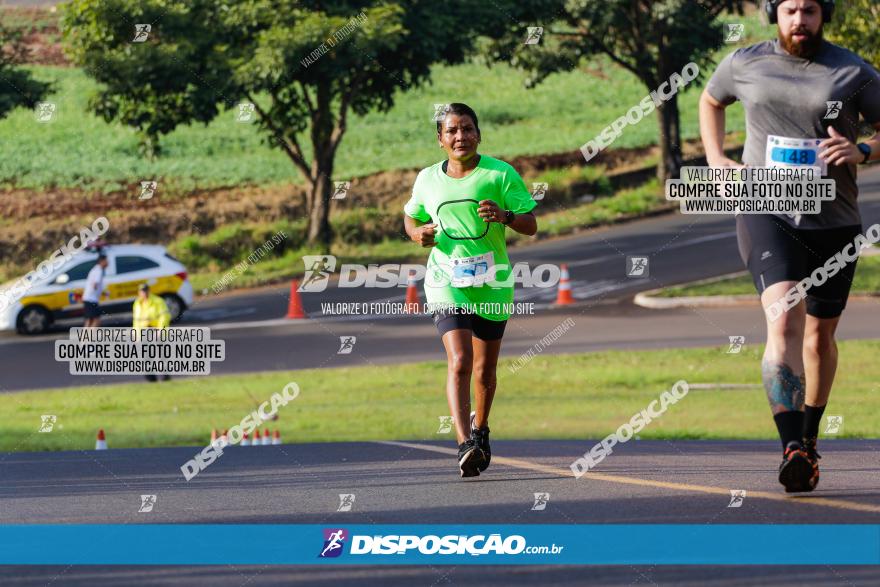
xmin=1 ymin=525 xmax=878 ymax=565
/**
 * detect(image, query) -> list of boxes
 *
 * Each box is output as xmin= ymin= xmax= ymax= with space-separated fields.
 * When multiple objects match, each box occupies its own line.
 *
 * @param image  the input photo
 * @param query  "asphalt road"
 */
xmin=3 ymin=439 xmax=880 ymax=585
xmin=3 ymin=165 xmax=880 ymax=392
xmin=7 ymin=563 xmax=879 ymax=586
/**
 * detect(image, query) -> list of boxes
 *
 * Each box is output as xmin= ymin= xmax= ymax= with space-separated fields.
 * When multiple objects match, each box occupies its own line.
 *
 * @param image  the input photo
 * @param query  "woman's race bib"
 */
xmin=450 ymin=251 xmax=494 ymax=288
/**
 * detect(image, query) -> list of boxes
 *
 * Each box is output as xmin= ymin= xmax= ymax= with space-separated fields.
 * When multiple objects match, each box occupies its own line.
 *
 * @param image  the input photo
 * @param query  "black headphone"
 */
xmin=765 ymin=0 xmax=835 ymax=24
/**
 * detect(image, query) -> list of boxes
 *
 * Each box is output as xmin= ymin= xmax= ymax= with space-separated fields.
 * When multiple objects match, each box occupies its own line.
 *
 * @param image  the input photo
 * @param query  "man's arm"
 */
xmin=699 ymin=90 xmax=744 ymax=168
xmin=865 ymin=123 xmax=880 ymax=163
xmin=87 ymin=273 xmax=105 ymax=299
xmin=156 ymin=298 xmax=171 ymax=329
xmin=97 ymin=268 xmax=109 ymax=299
xmin=132 ymin=300 xmax=143 ymax=337
xmin=819 ymin=122 xmax=880 ymax=166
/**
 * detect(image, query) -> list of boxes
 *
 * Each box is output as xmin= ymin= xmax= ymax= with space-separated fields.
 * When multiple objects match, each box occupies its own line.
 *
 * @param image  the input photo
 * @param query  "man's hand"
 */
xmin=478 ymin=199 xmax=504 ymax=223
xmin=412 ymin=223 xmax=437 ymax=247
xmin=820 ymin=126 xmax=863 ymax=166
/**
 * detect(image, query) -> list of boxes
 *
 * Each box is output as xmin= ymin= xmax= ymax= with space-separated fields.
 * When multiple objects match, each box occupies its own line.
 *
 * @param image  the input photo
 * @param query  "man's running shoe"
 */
xmin=470 ymin=411 xmax=491 ymax=472
xmin=778 ymin=440 xmax=815 ymax=493
xmin=802 ymin=436 xmax=821 ymax=490
xmin=458 ymin=438 xmax=483 ymax=478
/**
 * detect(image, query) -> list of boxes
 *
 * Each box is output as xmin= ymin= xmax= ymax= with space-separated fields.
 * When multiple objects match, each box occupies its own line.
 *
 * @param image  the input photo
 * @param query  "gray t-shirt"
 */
xmin=707 ymin=39 xmax=880 ymax=229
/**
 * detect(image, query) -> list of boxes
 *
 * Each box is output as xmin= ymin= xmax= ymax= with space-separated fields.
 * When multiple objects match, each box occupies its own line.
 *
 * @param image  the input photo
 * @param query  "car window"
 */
xmin=66 ymin=261 xmax=98 ymax=281
xmin=116 ymin=255 xmax=160 ymax=274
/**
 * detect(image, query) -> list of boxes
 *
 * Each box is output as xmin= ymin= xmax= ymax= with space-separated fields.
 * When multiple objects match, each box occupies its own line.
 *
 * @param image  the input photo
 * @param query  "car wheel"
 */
xmin=17 ymin=306 xmax=51 ymax=335
xmin=161 ymin=294 xmax=186 ymax=323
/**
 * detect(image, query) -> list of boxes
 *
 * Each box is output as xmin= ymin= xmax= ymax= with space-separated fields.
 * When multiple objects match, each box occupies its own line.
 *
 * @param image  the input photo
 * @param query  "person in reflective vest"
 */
xmin=133 ymin=283 xmax=171 ymax=382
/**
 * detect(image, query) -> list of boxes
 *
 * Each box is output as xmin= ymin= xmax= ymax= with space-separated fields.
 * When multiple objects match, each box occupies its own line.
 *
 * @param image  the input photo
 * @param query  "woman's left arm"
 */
xmin=506 ymin=211 xmax=537 ymax=236
xmin=478 ymin=200 xmax=537 ymax=236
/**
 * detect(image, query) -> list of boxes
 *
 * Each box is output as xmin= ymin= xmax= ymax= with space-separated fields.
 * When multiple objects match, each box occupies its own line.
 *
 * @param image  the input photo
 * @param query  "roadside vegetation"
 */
xmin=2 ymin=339 xmax=878 ymax=452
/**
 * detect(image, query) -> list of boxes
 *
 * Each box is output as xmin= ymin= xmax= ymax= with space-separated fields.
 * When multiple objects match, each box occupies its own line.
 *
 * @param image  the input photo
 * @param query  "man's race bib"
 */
xmin=765 ymin=135 xmax=827 ymax=176
xmin=450 ymin=251 xmax=494 ymax=288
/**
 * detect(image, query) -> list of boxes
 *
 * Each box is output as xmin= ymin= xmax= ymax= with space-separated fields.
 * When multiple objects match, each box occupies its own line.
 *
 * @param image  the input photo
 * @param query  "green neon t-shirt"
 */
xmin=404 ymin=155 xmax=537 ymax=321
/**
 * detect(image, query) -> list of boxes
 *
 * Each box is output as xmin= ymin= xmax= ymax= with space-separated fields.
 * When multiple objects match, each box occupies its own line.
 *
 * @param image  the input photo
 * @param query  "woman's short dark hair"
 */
xmin=436 ymin=103 xmax=480 ymax=136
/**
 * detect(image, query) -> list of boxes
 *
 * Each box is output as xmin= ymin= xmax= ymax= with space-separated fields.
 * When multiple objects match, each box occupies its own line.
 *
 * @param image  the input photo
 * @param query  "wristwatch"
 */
xmin=857 ymin=143 xmax=872 ymax=164
xmin=502 ymin=210 xmax=515 ymax=225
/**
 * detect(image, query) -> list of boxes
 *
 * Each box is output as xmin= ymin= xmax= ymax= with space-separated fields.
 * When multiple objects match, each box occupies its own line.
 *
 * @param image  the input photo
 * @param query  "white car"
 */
xmin=0 ymin=244 xmax=194 ymax=335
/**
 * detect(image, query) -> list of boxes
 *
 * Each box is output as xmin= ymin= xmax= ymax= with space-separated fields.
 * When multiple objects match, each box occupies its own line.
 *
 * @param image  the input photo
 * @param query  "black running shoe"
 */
xmin=457 ymin=439 xmax=482 ymax=478
xmin=778 ymin=440 xmax=815 ymax=493
xmin=802 ymin=436 xmax=821 ymax=490
xmin=470 ymin=411 xmax=491 ymax=472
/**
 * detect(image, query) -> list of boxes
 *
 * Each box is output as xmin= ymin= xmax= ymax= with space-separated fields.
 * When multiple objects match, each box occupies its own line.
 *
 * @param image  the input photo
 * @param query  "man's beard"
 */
xmin=779 ymin=26 xmax=823 ymax=58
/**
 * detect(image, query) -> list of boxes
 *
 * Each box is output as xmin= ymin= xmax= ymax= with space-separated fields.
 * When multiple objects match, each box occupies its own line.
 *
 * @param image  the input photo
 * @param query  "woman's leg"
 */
xmin=472 ymin=336 xmax=502 ymax=429
xmin=440 ymin=329 xmax=474 ymax=444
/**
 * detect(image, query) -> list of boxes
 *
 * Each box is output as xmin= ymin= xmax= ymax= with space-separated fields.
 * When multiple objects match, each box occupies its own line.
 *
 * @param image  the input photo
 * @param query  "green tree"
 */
xmin=485 ymin=0 xmax=749 ymax=181
xmin=826 ymin=0 xmax=879 ymax=68
xmin=62 ymin=0 xmax=491 ymax=245
xmin=0 ymin=18 xmax=51 ymax=119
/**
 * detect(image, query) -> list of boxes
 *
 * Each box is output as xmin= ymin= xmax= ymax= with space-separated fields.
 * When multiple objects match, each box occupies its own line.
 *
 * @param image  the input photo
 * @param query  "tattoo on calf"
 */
xmin=761 ymin=359 xmax=806 ymax=414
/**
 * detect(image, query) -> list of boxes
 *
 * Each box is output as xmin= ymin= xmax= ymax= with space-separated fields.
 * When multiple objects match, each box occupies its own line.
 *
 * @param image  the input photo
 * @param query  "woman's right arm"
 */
xmin=404 ymin=215 xmax=437 ymax=248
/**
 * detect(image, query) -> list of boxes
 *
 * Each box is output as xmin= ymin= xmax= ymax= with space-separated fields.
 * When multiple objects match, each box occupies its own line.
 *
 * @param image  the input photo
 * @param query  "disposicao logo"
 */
xmin=319 ymin=528 xmax=348 ymax=558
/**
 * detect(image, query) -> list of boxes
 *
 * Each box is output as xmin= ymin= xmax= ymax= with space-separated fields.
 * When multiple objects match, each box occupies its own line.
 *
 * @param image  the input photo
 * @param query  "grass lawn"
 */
xmin=0 ymin=61 xmax=735 ymax=193
xmin=657 ymin=255 xmax=880 ymax=298
xmin=2 ymin=339 xmax=879 ymax=453
xmin=0 ymin=13 xmax=771 ymax=194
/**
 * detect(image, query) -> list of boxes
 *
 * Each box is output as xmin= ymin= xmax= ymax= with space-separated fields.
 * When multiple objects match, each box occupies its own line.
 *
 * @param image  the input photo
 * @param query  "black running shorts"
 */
xmin=735 ymin=214 xmax=862 ymax=318
xmin=83 ymin=301 xmax=102 ymax=319
xmin=432 ymin=307 xmax=507 ymax=341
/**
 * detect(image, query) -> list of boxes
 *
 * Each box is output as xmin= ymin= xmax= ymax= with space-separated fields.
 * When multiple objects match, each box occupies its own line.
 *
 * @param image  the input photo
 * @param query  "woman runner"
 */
xmin=403 ymin=103 xmax=538 ymax=477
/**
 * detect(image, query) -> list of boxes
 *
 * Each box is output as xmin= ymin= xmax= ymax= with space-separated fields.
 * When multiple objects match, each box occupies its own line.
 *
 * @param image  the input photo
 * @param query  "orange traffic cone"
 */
xmin=272 ymin=430 xmax=281 ymax=445
xmin=287 ymin=280 xmax=306 ymax=319
xmin=220 ymin=429 xmax=228 ymax=444
xmin=95 ymin=429 xmax=107 ymax=450
xmin=241 ymin=432 xmax=250 ymax=447
xmin=555 ymin=264 xmax=574 ymax=305
xmin=262 ymin=428 xmax=271 ymax=445
xmin=403 ymin=270 xmax=420 ymax=314
xmin=210 ymin=429 xmax=218 ymax=446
